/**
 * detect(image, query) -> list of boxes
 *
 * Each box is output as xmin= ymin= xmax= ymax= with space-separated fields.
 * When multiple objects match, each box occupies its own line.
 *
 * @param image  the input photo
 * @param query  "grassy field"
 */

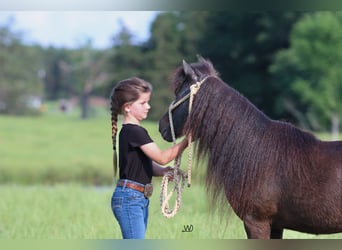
xmin=2 ymin=183 xmax=342 ymax=239
xmin=0 ymin=182 xmax=244 ymax=239
xmin=1 ymin=106 xmax=342 ymax=239
xmin=0 ymin=110 xmax=113 ymax=185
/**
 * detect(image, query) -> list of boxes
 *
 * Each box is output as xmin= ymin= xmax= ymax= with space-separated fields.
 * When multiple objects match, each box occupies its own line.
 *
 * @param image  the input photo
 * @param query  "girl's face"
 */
xmin=124 ymin=92 xmax=151 ymax=124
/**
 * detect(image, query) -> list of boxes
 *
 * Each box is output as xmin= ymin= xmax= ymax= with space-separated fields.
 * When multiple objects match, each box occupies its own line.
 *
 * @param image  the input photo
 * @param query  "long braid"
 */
xmin=110 ymin=92 xmax=119 ymax=177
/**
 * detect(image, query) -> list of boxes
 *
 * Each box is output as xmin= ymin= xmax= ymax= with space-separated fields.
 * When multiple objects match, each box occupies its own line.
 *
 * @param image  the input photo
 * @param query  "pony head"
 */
xmin=158 ymin=56 xmax=218 ymax=142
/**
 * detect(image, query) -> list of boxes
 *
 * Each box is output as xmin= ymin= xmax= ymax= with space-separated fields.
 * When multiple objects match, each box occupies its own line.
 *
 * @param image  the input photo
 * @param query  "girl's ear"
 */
xmin=124 ymin=103 xmax=131 ymax=113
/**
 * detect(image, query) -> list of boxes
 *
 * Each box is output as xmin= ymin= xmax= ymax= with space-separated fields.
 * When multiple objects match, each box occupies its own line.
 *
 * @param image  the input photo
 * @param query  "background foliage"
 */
xmin=2 ymin=11 xmax=342 ymax=135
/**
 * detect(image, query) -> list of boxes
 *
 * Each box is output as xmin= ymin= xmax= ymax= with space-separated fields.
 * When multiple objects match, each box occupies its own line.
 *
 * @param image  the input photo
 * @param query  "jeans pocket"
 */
xmin=111 ymin=196 xmax=123 ymax=220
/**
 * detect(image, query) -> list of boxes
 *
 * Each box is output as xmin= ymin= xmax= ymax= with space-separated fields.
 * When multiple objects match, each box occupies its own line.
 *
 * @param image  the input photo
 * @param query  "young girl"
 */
xmin=110 ymin=77 xmax=188 ymax=239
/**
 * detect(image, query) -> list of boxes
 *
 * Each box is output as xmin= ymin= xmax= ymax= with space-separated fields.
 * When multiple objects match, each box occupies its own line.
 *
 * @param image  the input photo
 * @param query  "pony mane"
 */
xmin=179 ymin=63 xmax=319 ymax=217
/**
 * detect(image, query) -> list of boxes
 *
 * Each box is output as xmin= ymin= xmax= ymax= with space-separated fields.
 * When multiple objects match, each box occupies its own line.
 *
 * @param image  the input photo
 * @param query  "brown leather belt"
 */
xmin=117 ymin=180 xmax=145 ymax=193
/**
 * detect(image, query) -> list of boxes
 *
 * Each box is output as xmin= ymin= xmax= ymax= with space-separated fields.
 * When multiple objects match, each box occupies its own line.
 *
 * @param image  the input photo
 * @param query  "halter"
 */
xmin=168 ymin=75 xmax=209 ymax=143
xmin=160 ymin=75 xmax=209 ymax=218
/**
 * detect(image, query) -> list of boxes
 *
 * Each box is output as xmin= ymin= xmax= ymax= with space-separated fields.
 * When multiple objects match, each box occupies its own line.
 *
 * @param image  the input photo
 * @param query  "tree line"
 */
xmin=1 ymin=11 xmax=342 ymax=138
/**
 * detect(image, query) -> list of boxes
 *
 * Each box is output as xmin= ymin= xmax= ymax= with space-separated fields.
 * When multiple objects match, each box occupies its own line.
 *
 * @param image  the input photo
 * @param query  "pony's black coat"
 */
xmin=158 ymin=57 xmax=342 ymax=239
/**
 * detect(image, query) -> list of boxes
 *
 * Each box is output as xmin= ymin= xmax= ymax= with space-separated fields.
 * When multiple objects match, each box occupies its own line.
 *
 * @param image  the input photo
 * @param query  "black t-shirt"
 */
xmin=118 ymin=124 xmax=154 ymax=185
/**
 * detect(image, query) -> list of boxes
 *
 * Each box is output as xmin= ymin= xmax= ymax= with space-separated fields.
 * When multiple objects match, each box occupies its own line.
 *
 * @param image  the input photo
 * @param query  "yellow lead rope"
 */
xmin=159 ymin=102 xmax=186 ymax=218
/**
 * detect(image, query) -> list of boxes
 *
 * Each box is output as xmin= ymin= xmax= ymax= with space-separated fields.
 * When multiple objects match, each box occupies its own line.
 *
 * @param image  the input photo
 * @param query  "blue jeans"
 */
xmin=111 ymin=179 xmax=150 ymax=239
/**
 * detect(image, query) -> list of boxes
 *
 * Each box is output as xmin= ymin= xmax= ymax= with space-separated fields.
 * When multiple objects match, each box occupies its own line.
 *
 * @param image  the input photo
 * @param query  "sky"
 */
xmin=0 ymin=11 xmax=160 ymax=49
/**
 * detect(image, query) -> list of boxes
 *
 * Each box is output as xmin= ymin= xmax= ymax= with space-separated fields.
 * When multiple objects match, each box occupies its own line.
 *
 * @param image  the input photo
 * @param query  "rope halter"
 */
xmin=160 ymin=75 xmax=209 ymax=218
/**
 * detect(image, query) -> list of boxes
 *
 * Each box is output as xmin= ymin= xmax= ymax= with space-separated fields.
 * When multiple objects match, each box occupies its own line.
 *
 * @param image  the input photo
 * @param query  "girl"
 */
xmin=110 ymin=77 xmax=188 ymax=239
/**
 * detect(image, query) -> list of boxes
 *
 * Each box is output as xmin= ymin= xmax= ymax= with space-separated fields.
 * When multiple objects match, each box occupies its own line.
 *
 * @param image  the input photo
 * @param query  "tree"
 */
xmin=42 ymin=47 xmax=72 ymax=100
xmin=60 ymin=41 xmax=109 ymax=119
xmin=176 ymin=12 xmax=210 ymax=59
xmin=105 ymin=12 xmax=187 ymax=120
xmin=196 ymin=12 xmax=302 ymax=120
xmin=78 ymin=47 xmax=108 ymax=120
xmin=106 ymin=22 xmax=147 ymax=87
xmin=271 ymin=12 xmax=342 ymax=139
xmin=0 ymin=21 xmax=44 ymax=115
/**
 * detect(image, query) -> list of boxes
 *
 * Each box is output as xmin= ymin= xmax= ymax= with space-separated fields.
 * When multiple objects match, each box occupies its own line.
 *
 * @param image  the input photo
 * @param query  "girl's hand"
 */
xmin=164 ymin=166 xmax=174 ymax=181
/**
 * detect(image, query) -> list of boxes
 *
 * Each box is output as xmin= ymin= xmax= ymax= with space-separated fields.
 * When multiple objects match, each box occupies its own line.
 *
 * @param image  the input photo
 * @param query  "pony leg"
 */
xmin=270 ymin=227 xmax=283 ymax=239
xmin=243 ymin=217 xmax=271 ymax=239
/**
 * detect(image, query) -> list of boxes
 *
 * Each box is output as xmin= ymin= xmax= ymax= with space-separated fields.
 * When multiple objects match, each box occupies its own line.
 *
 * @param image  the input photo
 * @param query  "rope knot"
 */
xmin=190 ymin=82 xmax=201 ymax=95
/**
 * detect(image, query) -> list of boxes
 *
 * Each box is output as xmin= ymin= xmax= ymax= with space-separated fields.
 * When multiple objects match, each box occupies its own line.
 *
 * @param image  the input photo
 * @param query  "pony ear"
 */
xmin=196 ymin=55 xmax=215 ymax=76
xmin=182 ymin=59 xmax=197 ymax=80
xmin=197 ymin=55 xmax=212 ymax=67
xmin=196 ymin=54 xmax=206 ymax=63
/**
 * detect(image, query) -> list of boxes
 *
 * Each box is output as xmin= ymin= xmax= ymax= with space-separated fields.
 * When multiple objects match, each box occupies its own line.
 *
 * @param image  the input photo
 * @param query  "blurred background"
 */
xmin=1 ymin=11 xmax=342 ymax=239
xmin=1 ymin=11 xmax=342 ymax=132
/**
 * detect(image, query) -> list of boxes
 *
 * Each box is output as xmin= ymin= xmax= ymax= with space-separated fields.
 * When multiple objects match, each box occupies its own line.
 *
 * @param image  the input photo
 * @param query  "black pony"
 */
xmin=158 ymin=57 xmax=342 ymax=239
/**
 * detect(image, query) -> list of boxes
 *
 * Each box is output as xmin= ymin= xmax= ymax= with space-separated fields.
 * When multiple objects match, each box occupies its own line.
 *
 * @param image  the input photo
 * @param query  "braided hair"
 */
xmin=110 ymin=77 xmax=152 ymax=177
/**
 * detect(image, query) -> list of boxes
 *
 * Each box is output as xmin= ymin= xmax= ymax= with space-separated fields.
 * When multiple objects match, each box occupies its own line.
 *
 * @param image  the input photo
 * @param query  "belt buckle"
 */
xmin=144 ymin=183 xmax=153 ymax=198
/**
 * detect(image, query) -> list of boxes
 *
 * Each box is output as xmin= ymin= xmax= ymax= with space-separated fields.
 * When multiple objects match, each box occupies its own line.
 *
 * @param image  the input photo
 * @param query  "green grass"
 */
xmin=0 ymin=184 xmax=115 ymax=239
xmin=2 ymin=183 xmax=342 ymax=239
xmin=0 ymin=183 xmax=242 ymax=239
xmin=0 ymin=115 xmax=109 ymax=184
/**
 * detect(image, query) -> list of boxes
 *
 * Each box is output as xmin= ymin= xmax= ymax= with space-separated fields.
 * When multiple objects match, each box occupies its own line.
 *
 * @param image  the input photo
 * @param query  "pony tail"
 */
xmin=110 ymin=97 xmax=119 ymax=178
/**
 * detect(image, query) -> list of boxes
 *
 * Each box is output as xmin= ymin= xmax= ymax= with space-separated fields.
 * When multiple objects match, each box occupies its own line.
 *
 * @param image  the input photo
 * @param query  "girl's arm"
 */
xmin=152 ymin=162 xmax=173 ymax=177
xmin=140 ymin=138 xmax=188 ymax=166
